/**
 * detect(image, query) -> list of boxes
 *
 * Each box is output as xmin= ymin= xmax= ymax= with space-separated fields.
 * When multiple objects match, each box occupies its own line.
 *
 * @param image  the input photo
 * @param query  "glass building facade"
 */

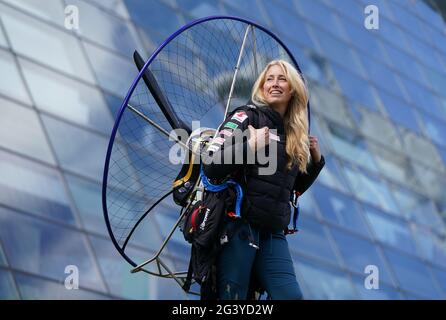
xmin=0 ymin=0 xmax=446 ymax=300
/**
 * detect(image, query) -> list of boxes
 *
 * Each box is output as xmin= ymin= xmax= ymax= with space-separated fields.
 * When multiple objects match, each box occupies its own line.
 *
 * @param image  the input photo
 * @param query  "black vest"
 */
xmin=236 ymin=104 xmax=299 ymax=233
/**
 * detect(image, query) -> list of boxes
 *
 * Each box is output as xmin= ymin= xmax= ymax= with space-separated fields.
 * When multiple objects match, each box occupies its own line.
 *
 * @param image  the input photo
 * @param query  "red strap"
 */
xmin=190 ymin=206 xmax=202 ymax=231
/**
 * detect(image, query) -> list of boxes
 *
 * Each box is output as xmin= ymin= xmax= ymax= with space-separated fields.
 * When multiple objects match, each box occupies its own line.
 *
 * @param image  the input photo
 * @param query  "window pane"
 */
xmin=392 ymin=186 xmax=445 ymax=233
xmin=325 ymin=122 xmax=379 ymax=173
xmin=0 ymin=150 xmax=76 ymax=225
xmin=125 ymin=0 xmax=182 ymax=40
xmin=263 ymin=2 xmax=317 ymax=50
xmin=379 ymin=91 xmax=421 ymax=133
xmin=412 ymin=164 xmax=446 ymax=202
xmin=352 ymin=276 xmax=403 ymax=300
xmin=295 ymin=255 xmax=357 ymax=299
xmin=412 ymin=225 xmax=446 ymax=269
xmin=83 ymin=42 xmax=137 ymax=95
xmin=176 ymin=0 xmax=222 ymax=17
xmin=42 ymin=115 xmax=108 ymax=181
xmin=310 ymin=83 xmax=355 ymax=129
xmin=384 ymin=248 xmax=442 ymax=299
xmin=431 ymin=266 xmax=446 ymax=297
xmin=324 ymin=0 xmax=364 ymax=26
xmin=421 ymin=113 xmax=446 ymax=148
xmin=0 ymin=243 xmax=7 ymax=266
xmin=315 ymin=154 xmax=350 ymax=193
xmin=363 ymin=205 xmax=415 ymax=254
xmin=0 ymin=97 xmax=55 ymax=164
xmin=288 ymin=216 xmax=340 ymax=266
xmin=0 ymin=207 xmax=106 ymax=292
xmin=0 ymin=48 xmax=31 ymax=104
xmin=221 ymin=0 xmax=268 ymax=24
xmin=20 ymin=58 xmax=114 ymax=134
xmin=90 ymin=235 xmax=188 ymax=299
xmin=90 ymin=0 xmax=130 ymax=19
xmin=400 ymin=130 xmax=443 ymax=170
xmin=311 ymin=27 xmax=365 ymax=78
xmin=332 ymin=65 xmax=378 ymax=111
xmin=14 ymin=273 xmax=109 ymax=299
xmin=0 ymin=22 xmax=8 ymax=48
xmin=343 ymin=166 xmax=399 ymax=215
xmin=0 ymin=4 xmax=95 ymax=83
xmin=0 ymin=269 xmax=19 ymax=299
xmin=69 ymin=0 xmax=143 ymax=57
xmin=2 ymin=0 xmax=65 ymax=24
xmin=353 ymin=107 xmax=404 ymax=153
xmin=330 ymin=228 xmax=395 ymax=286
xmin=312 ymin=184 xmax=371 ymax=237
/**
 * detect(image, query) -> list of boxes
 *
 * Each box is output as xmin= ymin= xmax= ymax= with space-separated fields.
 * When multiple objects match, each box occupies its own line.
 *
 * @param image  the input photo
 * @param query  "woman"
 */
xmin=203 ymin=60 xmax=325 ymax=300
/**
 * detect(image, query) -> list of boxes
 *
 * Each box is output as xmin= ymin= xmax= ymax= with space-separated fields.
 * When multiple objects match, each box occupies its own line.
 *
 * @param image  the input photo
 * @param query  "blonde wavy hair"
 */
xmin=251 ymin=60 xmax=310 ymax=173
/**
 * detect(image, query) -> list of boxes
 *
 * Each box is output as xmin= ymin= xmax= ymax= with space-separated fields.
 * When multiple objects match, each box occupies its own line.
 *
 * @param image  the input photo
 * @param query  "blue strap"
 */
xmin=199 ymin=165 xmax=243 ymax=217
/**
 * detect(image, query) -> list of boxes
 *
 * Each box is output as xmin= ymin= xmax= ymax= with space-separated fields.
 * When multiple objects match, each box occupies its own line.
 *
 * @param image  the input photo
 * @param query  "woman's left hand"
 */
xmin=309 ymin=135 xmax=322 ymax=163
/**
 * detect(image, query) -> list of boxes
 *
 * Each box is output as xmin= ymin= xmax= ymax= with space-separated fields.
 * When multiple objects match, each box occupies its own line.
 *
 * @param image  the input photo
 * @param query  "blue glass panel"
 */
xmin=0 ymin=269 xmax=19 ymax=299
xmin=90 ymin=0 xmax=129 ymax=19
xmin=83 ymin=42 xmax=137 ymax=96
xmin=14 ymin=273 xmax=110 ymax=299
xmin=288 ymin=216 xmax=340 ymax=265
xmin=431 ymin=266 xmax=446 ymax=298
xmin=378 ymin=18 xmax=412 ymax=54
xmin=323 ymin=0 xmax=364 ymax=25
xmin=294 ymin=255 xmax=357 ymax=299
xmin=330 ymin=228 xmax=394 ymax=286
xmin=363 ymin=205 xmax=415 ymax=254
xmin=90 ymin=235 xmax=188 ymax=300
xmin=421 ymin=65 xmax=446 ymax=98
xmin=312 ymin=183 xmax=371 ymax=237
xmin=0 ymin=21 xmax=8 ymax=48
xmin=0 ymin=207 xmax=106 ymax=292
xmin=332 ymin=65 xmax=378 ymax=111
xmin=2 ymin=0 xmax=65 ymax=24
xmin=384 ymin=247 xmax=442 ymax=299
xmin=411 ymin=225 xmax=446 ymax=269
xmin=352 ymin=276 xmax=403 ymax=300
xmin=68 ymin=0 xmax=143 ymax=57
xmin=0 ymin=150 xmax=76 ymax=225
xmin=294 ymin=0 xmax=348 ymax=41
xmin=325 ymin=122 xmax=379 ymax=173
xmin=421 ymin=113 xmax=446 ymax=148
xmin=263 ymin=2 xmax=317 ymax=50
xmin=125 ymin=0 xmax=182 ymax=40
xmin=0 ymin=97 xmax=55 ymax=164
xmin=399 ymin=77 xmax=441 ymax=118
xmin=0 ymin=4 xmax=95 ymax=83
xmin=379 ymin=91 xmax=420 ymax=133
xmin=310 ymin=26 xmax=365 ymax=78
xmin=315 ymin=154 xmax=350 ymax=192
xmin=392 ymin=186 xmax=445 ymax=233
xmin=0 ymin=243 xmax=7 ymax=266
xmin=176 ymin=0 xmax=221 ymax=17
xmin=220 ymin=0 xmax=268 ymax=25
xmin=20 ymin=59 xmax=114 ymax=135
xmin=298 ymin=189 xmax=319 ymax=219
xmin=343 ymin=166 xmax=399 ymax=215
xmin=0 ymin=48 xmax=31 ymax=104
xmin=360 ymin=58 xmax=406 ymax=101
xmin=42 ymin=115 xmax=108 ymax=181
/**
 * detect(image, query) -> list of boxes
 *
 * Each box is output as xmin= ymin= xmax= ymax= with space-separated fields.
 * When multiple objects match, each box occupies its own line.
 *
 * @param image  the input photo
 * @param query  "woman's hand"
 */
xmin=248 ymin=125 xmax=270 ymax=152
xmin=309 ymin=135 xmax=322 ymax=163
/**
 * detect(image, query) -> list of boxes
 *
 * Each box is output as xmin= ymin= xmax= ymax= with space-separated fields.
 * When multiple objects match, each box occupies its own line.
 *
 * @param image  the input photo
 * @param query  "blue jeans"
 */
xmin=217 ymin=220 xmax=303 ymax=300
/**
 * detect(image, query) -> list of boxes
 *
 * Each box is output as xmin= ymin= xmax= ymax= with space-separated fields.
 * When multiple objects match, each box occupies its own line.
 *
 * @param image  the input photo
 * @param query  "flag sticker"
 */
xmin=219 ymin=129 xmax=233 ymax=137
xmin=231 ymin=111 xmax=248 ymax=123
xmin=224 ymin=122 xmax=238 ymax=130
xmin=211 ymin=137 xmax=225 ymax=145
xmin=207 ymin=144 xmax=220 ymax=153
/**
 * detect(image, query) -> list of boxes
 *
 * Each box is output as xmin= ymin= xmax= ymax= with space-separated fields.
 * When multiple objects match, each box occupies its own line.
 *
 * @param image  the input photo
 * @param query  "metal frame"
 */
xmin=102 ymin=15 xmax=308 ymax=297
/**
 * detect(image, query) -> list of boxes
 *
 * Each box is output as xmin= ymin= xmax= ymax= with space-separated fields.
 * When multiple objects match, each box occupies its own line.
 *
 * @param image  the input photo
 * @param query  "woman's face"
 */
xmin=262 ymin=64 xmax=293 ymax=109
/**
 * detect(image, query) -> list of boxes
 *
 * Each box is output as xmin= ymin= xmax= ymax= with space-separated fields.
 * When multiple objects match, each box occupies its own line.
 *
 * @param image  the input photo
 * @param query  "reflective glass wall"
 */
xmin=0 ymin=0 xmax=445 ymax=299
